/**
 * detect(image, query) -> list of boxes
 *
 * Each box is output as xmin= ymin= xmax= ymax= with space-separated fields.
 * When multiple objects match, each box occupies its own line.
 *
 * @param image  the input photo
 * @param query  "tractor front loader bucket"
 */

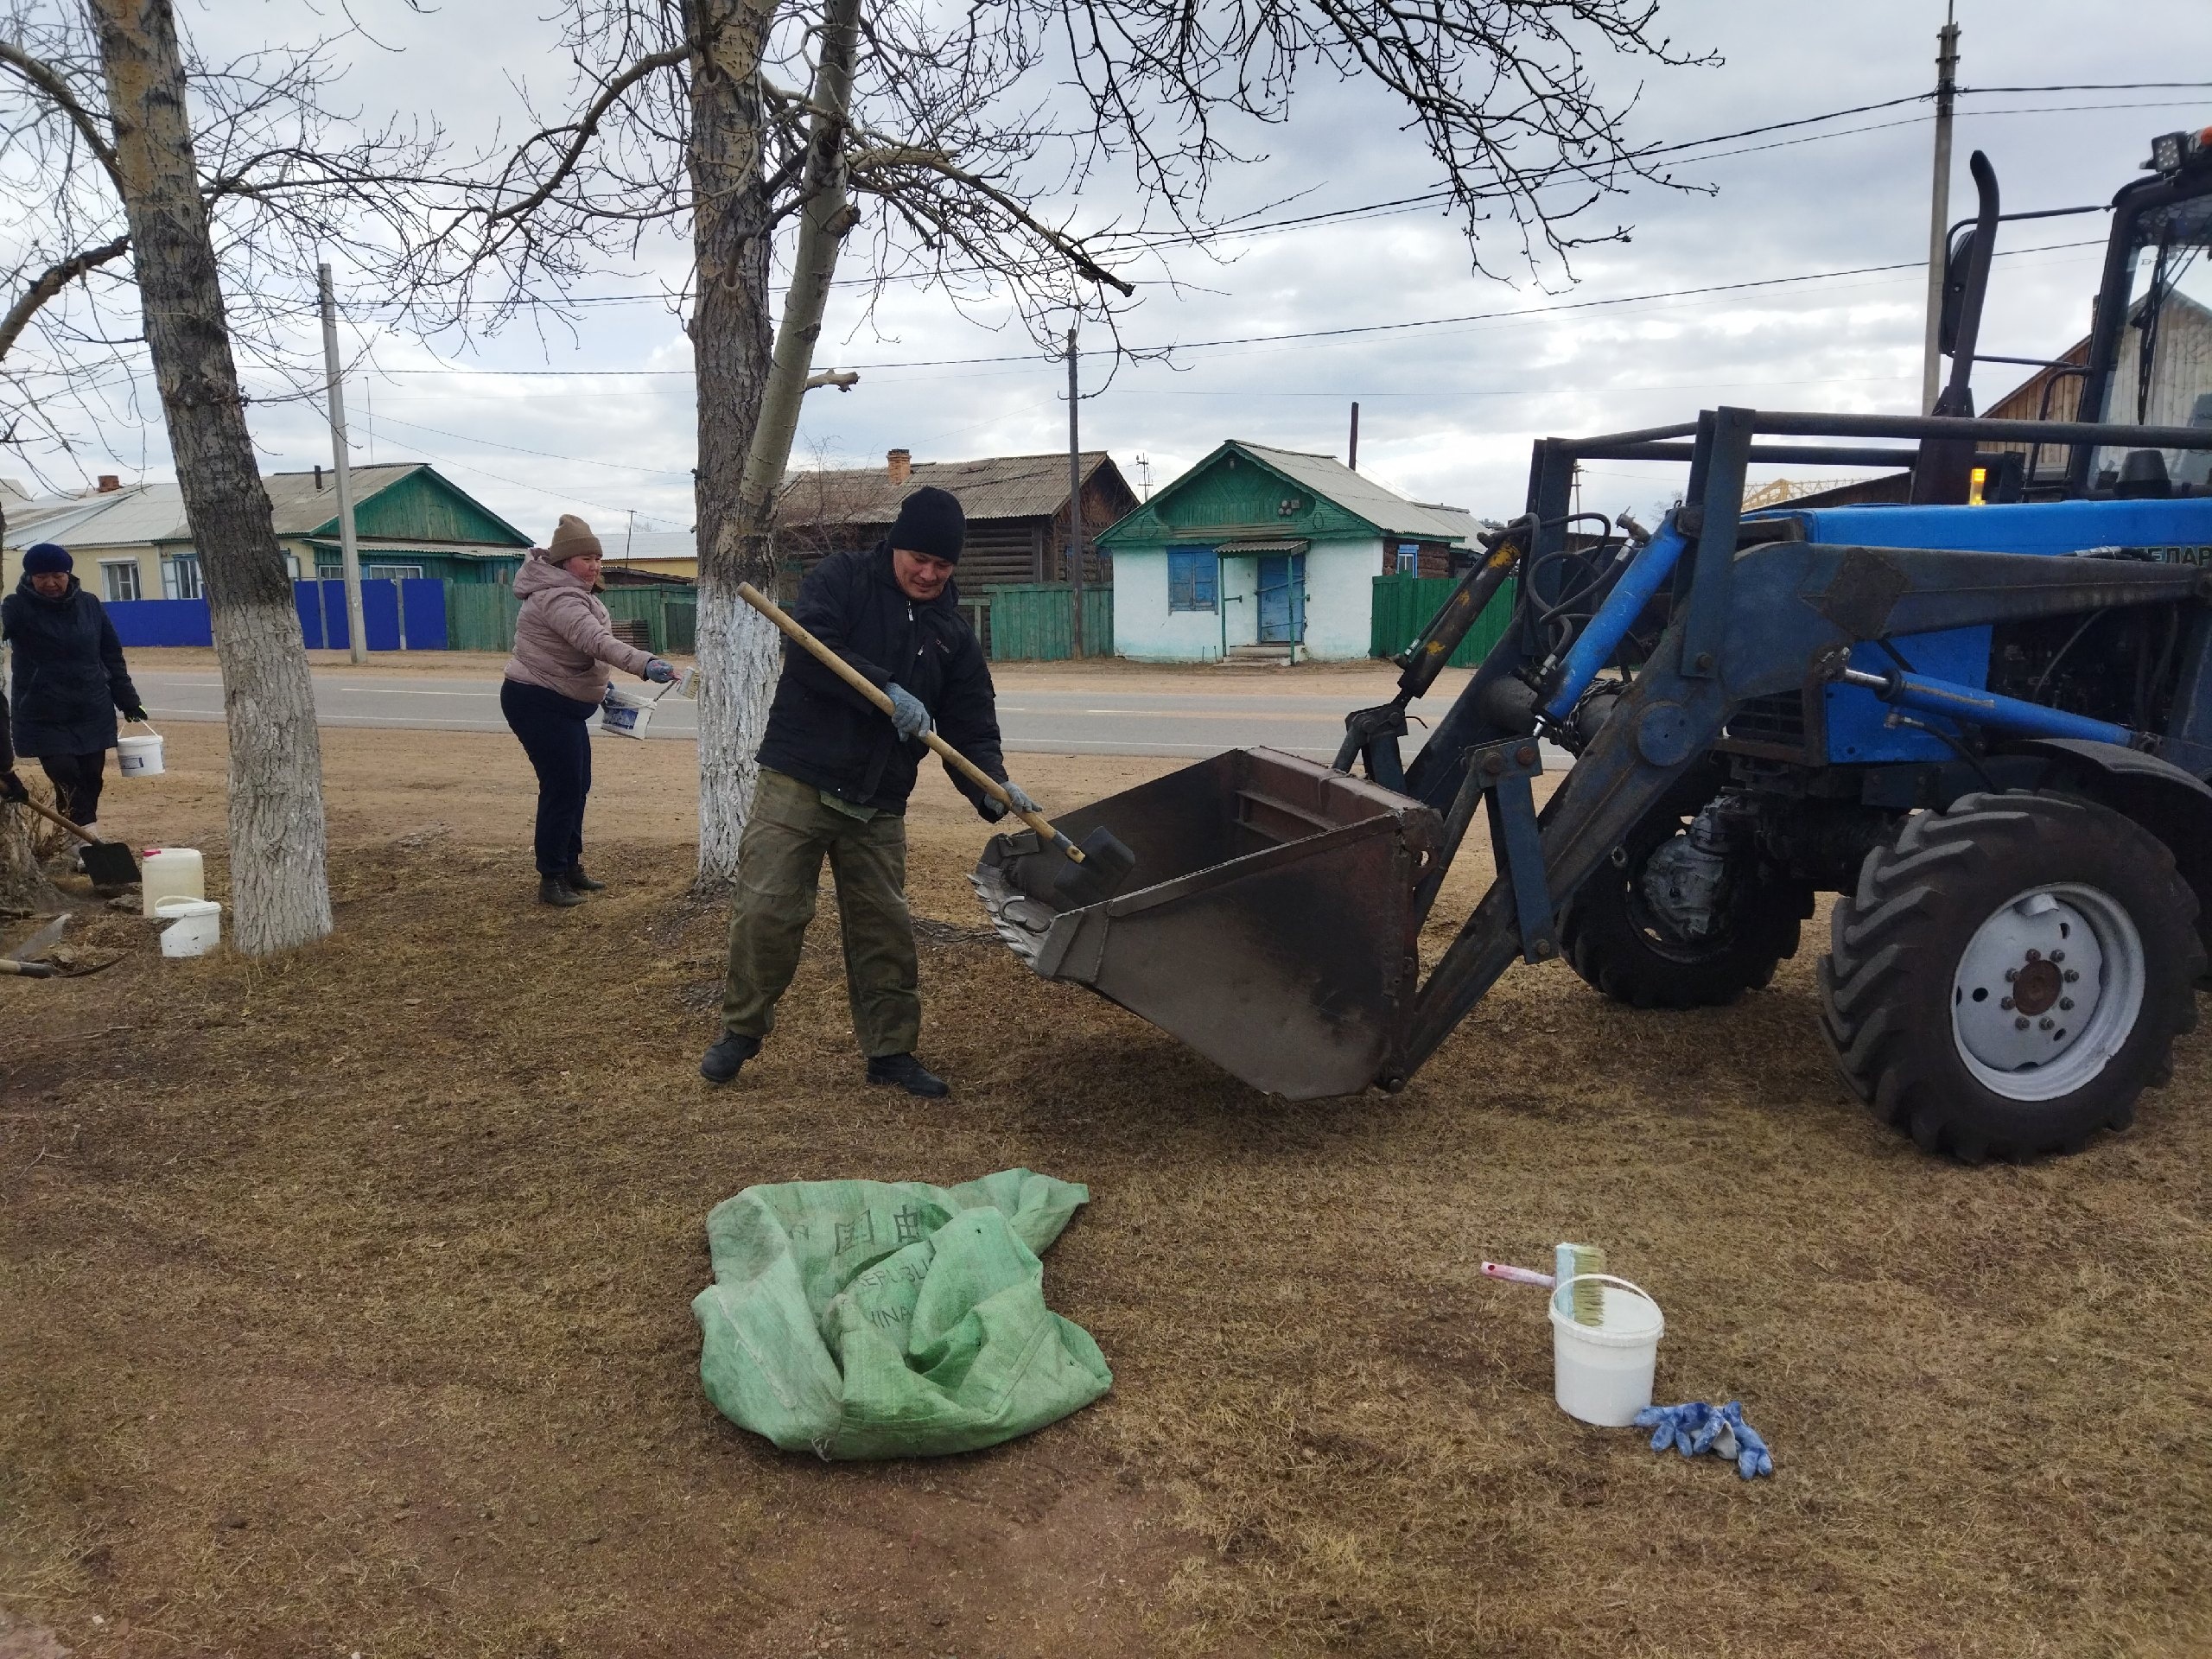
xmin=971 ymin=749 xmax=1443 ymax=1098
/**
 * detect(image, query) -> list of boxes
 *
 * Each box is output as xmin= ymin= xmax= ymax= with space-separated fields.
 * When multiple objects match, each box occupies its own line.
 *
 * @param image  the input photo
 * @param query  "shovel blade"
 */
xmin=79 ymin=840 xmax=140 ymax=889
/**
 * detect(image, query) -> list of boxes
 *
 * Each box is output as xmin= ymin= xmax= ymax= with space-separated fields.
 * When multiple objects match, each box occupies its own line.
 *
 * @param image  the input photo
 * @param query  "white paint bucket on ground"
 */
xmin=1549 ymin=1274 xmax=1665 ymax=1427
xmin=118 ymin=728 xmax=165 ymax=777
xmin=156 ymin=897 xmax=221 ymax=958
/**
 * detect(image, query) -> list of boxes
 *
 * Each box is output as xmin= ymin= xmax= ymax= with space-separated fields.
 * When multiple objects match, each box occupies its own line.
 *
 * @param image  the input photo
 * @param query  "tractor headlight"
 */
xmin=2151 ymin=130 xmax=2188 ymax=174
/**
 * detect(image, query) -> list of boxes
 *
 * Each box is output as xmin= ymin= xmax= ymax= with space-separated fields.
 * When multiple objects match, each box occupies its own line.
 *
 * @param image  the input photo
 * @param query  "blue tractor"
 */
xmin=976 ymin=130 xmax=2212 ymax=1160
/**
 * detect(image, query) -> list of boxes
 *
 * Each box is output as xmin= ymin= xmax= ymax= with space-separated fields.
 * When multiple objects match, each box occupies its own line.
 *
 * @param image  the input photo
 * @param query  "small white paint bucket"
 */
xmin=156 ymin=897 xmax=221 ymax=958
xmin=600 ymin=685 xmax=654 ymax=740
xmin=117 ymin=726 xmax=165 ymax=777
xmin=1549 ymin=1274 xmax=1664 ymax=1427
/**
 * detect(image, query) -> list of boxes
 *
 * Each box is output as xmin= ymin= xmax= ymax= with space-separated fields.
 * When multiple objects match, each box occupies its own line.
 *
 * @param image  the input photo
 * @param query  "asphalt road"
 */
xmin=133 ymin=668 xmax=1503 ymax=763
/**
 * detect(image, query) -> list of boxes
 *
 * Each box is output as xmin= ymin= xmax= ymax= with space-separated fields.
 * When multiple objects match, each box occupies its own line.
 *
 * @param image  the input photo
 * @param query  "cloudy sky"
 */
xmin=20 ymin=0 xmax=2212 ymax=541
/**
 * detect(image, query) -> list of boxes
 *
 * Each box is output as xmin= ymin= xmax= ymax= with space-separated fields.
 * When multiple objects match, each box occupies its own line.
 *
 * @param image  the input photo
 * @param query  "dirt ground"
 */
xmin=3 ymin=722 xmax=2210 ymax=1657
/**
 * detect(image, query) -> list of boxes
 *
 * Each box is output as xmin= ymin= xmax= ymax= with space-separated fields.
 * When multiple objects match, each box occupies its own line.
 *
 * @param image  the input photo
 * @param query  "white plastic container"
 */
xmin=600 ymin=683 xmax=659 ymax=740
xmin=118 ymin=730 xmax=165 ymax=777
xmin=1549 ymin=1274 xmax=1665 ymax=1427
xmin=156 ymin=897 xmax=221 ymax=958
xmin=141 ymin=847 xmax=206 ymax=917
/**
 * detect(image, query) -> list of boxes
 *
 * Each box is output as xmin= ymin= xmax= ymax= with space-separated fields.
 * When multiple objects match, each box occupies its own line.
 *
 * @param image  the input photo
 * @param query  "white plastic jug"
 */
xmin=117 ymin=723 xmax=165 ymax=777
xmin=141 ymin=847 xmax=206 ymax=917
xmin=156 ymin=897 xmax=220 ymax=957
xmin=1549 ymin=1274 xmax=1665 ymax=1427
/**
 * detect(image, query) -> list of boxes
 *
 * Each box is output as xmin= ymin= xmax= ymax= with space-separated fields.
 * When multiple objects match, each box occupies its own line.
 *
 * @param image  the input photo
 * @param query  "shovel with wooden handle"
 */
xmin=9 ymin=793 xmax=139 ymax=888
xmin=735 ymin=582 xmax=1139 ymax=906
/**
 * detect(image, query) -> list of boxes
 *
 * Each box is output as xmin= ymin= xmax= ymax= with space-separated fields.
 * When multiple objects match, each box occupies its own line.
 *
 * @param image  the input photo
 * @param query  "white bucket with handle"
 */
xmin=1549 ymin=1274 xmax=1665 ymax=1427
xmin=600 ymin=678 xmax=680 ymax=741
xmin=156 ymin=896 xmax=220 ymax=958
xmin=117 ymin=721 xmax=165 ymax=778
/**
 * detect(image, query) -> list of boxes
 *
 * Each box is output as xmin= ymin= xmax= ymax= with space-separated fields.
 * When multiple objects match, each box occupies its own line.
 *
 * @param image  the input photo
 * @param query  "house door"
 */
xmin=1256 ymin=554 xmax=1306 ymax=644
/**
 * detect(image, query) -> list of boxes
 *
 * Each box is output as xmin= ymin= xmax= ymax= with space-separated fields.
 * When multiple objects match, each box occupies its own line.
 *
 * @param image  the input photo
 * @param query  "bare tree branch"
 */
xmin=0 ymin=232 xmax=128 ymax=359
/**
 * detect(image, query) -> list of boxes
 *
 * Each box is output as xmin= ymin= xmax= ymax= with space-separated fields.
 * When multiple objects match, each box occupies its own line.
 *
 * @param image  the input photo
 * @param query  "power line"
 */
xmin=368 ymin=236 xmax=2108 ymax=378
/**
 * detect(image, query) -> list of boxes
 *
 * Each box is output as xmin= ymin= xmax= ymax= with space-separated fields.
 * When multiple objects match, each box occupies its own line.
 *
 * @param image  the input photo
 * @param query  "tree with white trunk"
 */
xmin=0 ymin=1 xmax=448 ymax=946
xmin=417 ymin=0 xmax=1710 ymax=887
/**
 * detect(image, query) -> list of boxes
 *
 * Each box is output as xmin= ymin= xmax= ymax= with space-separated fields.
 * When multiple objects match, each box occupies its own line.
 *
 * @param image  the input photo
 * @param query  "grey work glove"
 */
xmin=980 ymin=779 xmax=1039 ymax=823
xmin=643 ymin=658 xmax=678 ymax=683
xmin=885 ymin=683 xmax=932 ymax=741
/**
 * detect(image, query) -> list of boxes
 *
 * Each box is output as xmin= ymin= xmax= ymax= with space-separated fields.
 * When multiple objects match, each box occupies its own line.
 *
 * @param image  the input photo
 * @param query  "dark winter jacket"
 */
xmin=3 ymin=572 xmax=142 ymax=758
xmin=756 ymin=543 xmax=1007 ymax=816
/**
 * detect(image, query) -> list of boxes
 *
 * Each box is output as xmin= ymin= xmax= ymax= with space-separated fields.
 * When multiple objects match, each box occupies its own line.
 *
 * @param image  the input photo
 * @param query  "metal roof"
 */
xmin=1233 ymin=444 xmax=1472 ymax=543
xmin=2 ymin=464 xmax=493 ymax=550
xmin=608 ymin=529 xmax=698 ymax=563
xmin=779 ymin=451 xmax=1122 ymax=526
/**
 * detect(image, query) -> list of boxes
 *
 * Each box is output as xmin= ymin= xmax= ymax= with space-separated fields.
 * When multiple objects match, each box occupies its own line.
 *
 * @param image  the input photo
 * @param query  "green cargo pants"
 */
xmin=722 ymin=767 xmax=921 ymax=1058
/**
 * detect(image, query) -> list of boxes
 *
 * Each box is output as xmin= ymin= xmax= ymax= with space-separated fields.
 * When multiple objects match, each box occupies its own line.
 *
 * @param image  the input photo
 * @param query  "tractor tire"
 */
xmin=1819 ymin=791 xmax=2202 ymax=1162
xmin=1559 ymin=788 xmax=1811 ymax=1010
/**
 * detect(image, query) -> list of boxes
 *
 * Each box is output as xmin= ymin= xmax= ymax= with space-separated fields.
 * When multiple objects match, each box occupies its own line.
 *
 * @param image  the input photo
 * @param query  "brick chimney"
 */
xmin=887 ymin=448 xmax=912 ymax=484
xmin=96 ymin=474 xmax=121 ymax=493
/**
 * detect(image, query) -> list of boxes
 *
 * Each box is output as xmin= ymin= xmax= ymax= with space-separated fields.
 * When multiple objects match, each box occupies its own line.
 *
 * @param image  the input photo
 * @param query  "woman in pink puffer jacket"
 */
xmin=499 ymin=515 xmax=675 ymax=906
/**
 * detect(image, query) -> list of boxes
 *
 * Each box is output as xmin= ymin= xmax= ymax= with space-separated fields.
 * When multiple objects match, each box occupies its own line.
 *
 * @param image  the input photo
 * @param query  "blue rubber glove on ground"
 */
xmin=1633 ymin=1402 xmax=1773 ymax=1478
xmin=885 ymin=683 xmax=932 ymax=741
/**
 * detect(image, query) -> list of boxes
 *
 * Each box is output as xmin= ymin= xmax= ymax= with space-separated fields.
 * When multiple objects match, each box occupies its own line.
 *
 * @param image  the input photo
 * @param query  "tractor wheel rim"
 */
xmin=1949 ymin=883 xmax=2144 ymax=1102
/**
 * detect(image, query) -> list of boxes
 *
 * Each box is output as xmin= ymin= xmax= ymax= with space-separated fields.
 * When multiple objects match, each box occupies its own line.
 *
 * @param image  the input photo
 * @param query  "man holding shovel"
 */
xmin=701 ymin=486 xmax=1035 ymax=1096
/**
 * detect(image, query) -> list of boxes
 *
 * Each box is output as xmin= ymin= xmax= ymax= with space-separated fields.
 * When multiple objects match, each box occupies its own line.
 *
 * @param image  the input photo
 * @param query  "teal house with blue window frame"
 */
xmin=1098 ymin=440 xmax=1473 ymax=661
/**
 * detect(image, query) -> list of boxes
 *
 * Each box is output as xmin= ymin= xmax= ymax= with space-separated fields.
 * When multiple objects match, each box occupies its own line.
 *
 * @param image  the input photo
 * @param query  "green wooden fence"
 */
xmin=445 ymin=583 xmax=696 ymax=655
xmin=974 ymin=583 xmax=1114 ymax=661
xmin=446 ymin=582 xmax=520 ymax=652
xmin=1369 ymin=574 xmax=1518 ymax=668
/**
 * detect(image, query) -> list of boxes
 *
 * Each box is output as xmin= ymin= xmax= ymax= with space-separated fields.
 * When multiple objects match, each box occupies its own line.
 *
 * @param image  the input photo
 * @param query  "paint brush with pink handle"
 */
xmin=1480 ymin=1261 xmax=1555 ymax=1289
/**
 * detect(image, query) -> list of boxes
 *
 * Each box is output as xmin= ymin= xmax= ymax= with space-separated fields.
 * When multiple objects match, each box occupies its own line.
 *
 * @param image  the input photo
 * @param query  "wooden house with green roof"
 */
xmin=1097 ymin=440 xmax=1474 ymax=661
xmin=2 ymin=464 xmax=531 ymax=601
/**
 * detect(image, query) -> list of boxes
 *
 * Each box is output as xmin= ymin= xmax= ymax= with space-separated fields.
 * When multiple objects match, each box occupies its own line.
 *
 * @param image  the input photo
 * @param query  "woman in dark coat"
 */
xmin=2 ymin=543 xmax=146 ymax=843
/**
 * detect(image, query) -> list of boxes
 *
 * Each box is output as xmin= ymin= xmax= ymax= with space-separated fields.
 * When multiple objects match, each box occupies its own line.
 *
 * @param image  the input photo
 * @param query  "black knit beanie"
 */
xmin=888 ymin=486 xmax=965 ymax=563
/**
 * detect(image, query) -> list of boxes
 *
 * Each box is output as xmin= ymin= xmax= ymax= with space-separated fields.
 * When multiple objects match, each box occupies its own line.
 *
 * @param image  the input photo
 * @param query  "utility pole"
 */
xmin=625 ymin=508 xmax=636 ymax=568
xmin=317 ymin=262 xmax=366 ymax=664
xmin=1348 ymin=401 xmax=1361 ymax=471
xmin=1922 ymin=4 xmax=1961 ymax=415
xmin=1065 ymin=324 xmax=1084 ymax=658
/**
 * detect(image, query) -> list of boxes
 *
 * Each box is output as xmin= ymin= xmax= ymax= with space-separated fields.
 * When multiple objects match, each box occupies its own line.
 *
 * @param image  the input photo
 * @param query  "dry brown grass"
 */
xmin=3 ymin=722 xmax=2209 ymax=1657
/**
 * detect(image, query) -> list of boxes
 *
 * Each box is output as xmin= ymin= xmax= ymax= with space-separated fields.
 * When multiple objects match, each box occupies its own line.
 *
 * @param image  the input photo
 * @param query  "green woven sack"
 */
xmin=692 ymin=1168 xmax=1110 ymax=1459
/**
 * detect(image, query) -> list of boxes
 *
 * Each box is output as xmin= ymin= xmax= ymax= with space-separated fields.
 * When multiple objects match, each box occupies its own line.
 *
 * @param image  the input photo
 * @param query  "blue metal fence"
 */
xmin=111 ymin=578 xmax=450 ymax=651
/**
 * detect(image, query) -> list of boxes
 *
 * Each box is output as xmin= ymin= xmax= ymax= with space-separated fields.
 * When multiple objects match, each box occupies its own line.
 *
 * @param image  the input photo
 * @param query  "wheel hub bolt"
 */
xmin=2051 ymin=950 xmax=2064 ymax=963
xmin=2060 ymin=997 xmax=2075 ymax=1011
xmin=2014 ymin=1016 xmax=2030 ymax=1030
xmin=2038 ymin=1016 xmax=2055 ymax=1030
xmin=2025 ymin=949 xmax=2042 ymax=961
xmin=2001 ymin=996 xmax=2015 ymax=1010
xmin=2064 ymin=969 xmax=2079 ymax=982
xmin=2005 ymin=968 xmax=2018 ymax=982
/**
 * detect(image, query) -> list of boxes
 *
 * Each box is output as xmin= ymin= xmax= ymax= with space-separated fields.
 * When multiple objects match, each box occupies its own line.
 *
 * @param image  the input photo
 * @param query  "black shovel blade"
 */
xmin=1051 ymin=827 xmax=1139 ymax=908
xmin=79 ymin=840 xmax=140 ymax=889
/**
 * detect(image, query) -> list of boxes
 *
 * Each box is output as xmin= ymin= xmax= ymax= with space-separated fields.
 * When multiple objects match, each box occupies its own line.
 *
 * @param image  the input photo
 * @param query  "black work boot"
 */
xmin=866 ymin=1052 xmax=950 ymax=1097
xmin=700 ymin=1031 xmax=761 ymax=1085
xmin=538 ymin=874 xmax=587 ymax=908
xmin=562 ymin=866 xmax=607 ymax=892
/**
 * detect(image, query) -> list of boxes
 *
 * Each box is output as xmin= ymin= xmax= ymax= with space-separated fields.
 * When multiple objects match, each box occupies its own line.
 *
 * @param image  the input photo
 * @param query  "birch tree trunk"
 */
xmin=686 ymin=0 xmax=779 ymax=887
xmin=88 ymin=0 xmax=332 ymax=953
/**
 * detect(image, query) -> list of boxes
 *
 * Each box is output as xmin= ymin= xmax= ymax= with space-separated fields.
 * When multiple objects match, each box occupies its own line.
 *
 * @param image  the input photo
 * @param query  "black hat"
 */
xmin=22 ymin=543 xmax=72 ymax=575
xmin=888 ymin=486 xmax=965 ymax=563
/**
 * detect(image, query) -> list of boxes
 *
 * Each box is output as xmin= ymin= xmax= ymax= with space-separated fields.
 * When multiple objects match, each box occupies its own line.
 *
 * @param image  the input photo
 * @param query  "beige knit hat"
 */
xmin=548 ymin=514 xmax=603 ymax=561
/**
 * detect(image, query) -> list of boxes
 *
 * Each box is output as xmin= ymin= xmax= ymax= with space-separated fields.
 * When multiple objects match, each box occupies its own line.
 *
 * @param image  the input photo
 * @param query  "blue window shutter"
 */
xmin=1167 ymin=547 xmax=1217 ymax=613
